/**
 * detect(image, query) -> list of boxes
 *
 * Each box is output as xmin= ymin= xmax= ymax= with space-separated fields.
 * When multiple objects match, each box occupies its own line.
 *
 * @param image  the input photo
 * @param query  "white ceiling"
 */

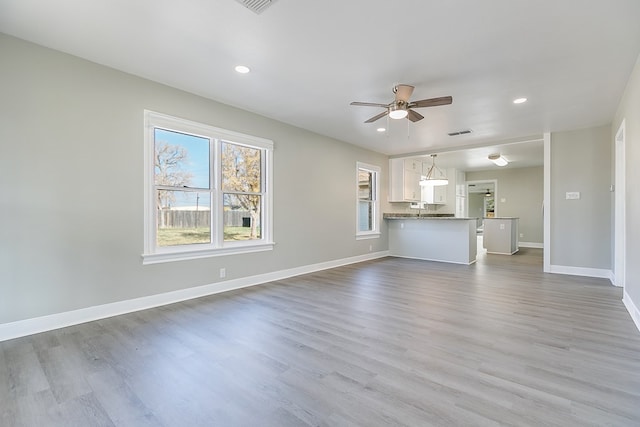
xmin=1 ymin=0 xmax=639 ymax=169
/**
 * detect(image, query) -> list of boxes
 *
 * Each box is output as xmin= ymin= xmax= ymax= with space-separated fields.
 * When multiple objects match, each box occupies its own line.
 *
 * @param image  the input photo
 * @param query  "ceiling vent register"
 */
xmin=235 ymin=0 xmax=276 ymax=14
xmin=447 ymin=129 xmax=472 ymax=136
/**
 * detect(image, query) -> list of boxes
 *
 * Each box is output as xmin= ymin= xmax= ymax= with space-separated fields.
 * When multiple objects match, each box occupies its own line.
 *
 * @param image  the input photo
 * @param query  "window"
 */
xmin=143 ymin=111 xmax=273 ymax=264
xmin=356 ymin=162 xmax=381 ymax=239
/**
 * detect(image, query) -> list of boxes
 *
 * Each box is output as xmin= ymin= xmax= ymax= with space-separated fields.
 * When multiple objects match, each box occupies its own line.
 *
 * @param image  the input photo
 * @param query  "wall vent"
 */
xmin=235 ymin=0 xmax=277 ymax=14
xmin=448 ymin=129 xmax=473 ymax=136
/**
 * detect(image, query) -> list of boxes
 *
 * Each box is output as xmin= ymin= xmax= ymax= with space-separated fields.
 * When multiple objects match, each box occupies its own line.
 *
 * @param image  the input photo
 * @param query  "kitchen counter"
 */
xmin=385 ymin=215 xmax=478 ymax=264
xmin=384 ymin=214 xmax=477 ymax=220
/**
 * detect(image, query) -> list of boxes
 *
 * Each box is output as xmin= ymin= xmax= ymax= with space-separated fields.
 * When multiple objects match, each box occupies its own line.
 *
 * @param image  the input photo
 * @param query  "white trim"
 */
xmin=355 ymin=232 xmax=381 ymax=240
xmin=548 ymin=264 xmax=612 ymax=280
xmin=0 ymin=251 xmax=389 ymax=342
xmin=142 ymin=242 xmax=275 ymax=264
xmin=623 ymin=290 xmax=640 ymax=334
xmin=519 ymin=241 xmax=543 ymax=249
xmin=543 ymin=132 xmax=551 ymax=272
xmin=356 ymin=162 xmax=381 ymax=238
xmin=143 ymin=110 xmax=274 ymax=264
xmin=465 ymin=179 xmax=499 ymax=218
xmin=614 ymin=120 xmax=626 ymax=288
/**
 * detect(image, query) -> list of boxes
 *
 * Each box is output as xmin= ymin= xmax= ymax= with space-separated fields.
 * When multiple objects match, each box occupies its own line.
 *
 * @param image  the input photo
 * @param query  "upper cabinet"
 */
xmin=421 ymin=181 xmax=447 ymax=205
xmin=389 ymin=158 xmax=422 ymax=202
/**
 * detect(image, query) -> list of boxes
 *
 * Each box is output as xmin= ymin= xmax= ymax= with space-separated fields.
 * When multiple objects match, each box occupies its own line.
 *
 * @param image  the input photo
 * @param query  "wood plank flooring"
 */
xmin=2 ymin=248 xmax=640 ymax=426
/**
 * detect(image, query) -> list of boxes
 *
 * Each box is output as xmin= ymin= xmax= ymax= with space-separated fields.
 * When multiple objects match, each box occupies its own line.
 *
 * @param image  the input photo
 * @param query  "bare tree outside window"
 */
xmin=221 ymin=142 xmax=262 ymax=240
xmin=155 ymin=140 xmax=193 ymax=227
xmin=153 ymin=129 xmax=210 ymax=246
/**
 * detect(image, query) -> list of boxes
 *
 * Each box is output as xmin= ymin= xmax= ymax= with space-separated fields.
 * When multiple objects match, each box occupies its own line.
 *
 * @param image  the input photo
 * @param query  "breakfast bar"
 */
xmin=384 ymin=214 xmax=478 ymax=264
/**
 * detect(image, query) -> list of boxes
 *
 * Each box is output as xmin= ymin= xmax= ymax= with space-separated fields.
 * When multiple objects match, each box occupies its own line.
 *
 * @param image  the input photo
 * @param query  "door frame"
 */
xmin=614 ymin=120 xmax=626 ymax=288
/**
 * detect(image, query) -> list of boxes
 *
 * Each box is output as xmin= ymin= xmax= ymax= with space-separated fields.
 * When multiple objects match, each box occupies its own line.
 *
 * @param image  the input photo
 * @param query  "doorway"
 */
xmin=467 ymin=180 xmax=498 ymax=233
xmin=467 ymin=180 xmax=497 ymax=255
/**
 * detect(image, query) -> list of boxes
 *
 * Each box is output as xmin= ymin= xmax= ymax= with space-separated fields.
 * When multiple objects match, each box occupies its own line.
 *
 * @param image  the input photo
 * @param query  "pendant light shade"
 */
xmin=420 ymin=154 xmax=448 ymax=186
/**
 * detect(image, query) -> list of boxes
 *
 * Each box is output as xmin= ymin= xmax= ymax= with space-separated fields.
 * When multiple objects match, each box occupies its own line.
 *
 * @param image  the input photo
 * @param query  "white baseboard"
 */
xmin=609 ymin=270 xmax=622 ymax=288
xmin=548 ymin=264 xmax=613 ymax=280
xmin=623 ymin=290 xmax=640 ymax=334
xmin=0 ymin=251 xmax=389 ymax=342
xmin=519 ymin=242 xmax=543 ymax=249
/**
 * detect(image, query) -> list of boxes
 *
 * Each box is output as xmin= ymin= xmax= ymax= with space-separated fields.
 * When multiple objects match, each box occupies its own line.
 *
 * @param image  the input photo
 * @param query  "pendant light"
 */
xmin=420 ymin=154 xmax=448 ymax=186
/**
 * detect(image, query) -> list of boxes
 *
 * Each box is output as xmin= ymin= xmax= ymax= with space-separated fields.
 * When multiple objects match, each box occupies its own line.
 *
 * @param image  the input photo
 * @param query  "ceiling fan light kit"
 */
xmin=488 ymin=153 xmax=508 ymax=166
xmin=388 ymin=104 xmax=408 ymax=119
xmin=351 ymin=84 xmax=452 ymax=123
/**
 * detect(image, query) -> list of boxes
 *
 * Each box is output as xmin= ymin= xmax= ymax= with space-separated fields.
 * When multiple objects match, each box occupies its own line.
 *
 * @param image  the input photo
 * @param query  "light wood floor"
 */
xmin=2 ymin=249 xmax=640 ymax=426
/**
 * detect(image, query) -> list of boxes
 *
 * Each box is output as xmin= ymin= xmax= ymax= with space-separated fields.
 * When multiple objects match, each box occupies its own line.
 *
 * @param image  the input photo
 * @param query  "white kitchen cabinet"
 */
xmin=420 ymin=163 xmax=447 ymax=204
xmin=422 ymin=184 xmax=447 ymax=204
xmin=389 ymin=158 xmax=421 ymax=202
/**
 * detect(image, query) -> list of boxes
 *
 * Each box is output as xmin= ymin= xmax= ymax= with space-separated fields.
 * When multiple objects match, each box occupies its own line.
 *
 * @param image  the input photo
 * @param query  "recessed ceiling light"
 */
xmin=377 ymin=127 xmax=386 ymax=132
xmin=234 ymin=65 xmax=250 ymax=74
xmin=513 ymin=97 xmax=527 ymax=104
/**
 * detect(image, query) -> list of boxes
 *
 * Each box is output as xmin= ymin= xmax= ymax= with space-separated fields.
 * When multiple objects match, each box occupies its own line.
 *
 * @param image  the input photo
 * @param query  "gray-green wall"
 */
xmin=613 ymin=55 xmax=640 ymax=312
xmin=550 ymin=125 xmax=611 ymax=269
xmin=466 ymin=166 xmax=543 ymax=245
xmin=0 ymin=34 xmax=389 ymax=324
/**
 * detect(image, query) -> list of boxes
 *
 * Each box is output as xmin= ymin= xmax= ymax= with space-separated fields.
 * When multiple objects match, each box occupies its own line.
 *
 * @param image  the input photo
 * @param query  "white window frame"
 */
xmin=143 ymin=110 xmax=274 ymax=264
xmin=356 ymin=162 xmax=381 ymax=240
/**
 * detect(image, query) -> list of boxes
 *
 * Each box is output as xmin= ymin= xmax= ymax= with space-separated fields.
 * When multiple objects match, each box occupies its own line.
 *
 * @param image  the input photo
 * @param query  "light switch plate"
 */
xmin=566 ymin=192 xmax=580 ymax=200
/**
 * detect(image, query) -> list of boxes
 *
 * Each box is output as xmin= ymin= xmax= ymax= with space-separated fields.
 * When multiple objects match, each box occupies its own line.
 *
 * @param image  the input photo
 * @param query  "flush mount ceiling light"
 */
xmin=488 ymin=153 xmax=508 ymax=167
xmin=485 ymin=189 xmax=492 ymax=197
xmin=513 ymin=97 xmax=527 ymax=104
xmin=376 ymin=127 xmax=386 ymax=132
xmin=234 ymin=65 xmax=250 ymax=74
xmin=420 ymin=154 xmax=448 ymax=186
xmin=388 ymin=103 xmax=408 ymax=120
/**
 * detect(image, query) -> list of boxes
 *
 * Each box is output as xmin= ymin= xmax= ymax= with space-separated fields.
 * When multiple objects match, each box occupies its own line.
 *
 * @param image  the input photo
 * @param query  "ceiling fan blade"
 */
xmin=407 ymin=109 xmax=424 ymax=122
xmin=364 ymin=110 xmax=389 ymax=123
xmin=350 ymin=101 xmax=389 ymax=107
xmin=409 ymin=96 xmax=453 ymax=109
xmin=394 ymin=84 xmax=414 ymax=103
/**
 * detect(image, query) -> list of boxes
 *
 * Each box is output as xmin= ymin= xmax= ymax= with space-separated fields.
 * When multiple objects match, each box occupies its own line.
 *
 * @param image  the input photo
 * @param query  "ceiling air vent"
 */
xmin=448 ymin=129 xmax=473 ymax=136
xmin=235 ymin=0 xmax=276 ymax=14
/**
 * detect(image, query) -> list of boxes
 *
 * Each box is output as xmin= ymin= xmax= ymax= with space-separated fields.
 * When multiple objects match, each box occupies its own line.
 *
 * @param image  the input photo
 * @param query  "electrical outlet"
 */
xmin=520 ymin=233 xmax=524 ymax=238
xmin=566 ymin=192 xmax=580 ymax=200
xmin=369 ymin=244 xmax=373 ymax=252
xmin=500 ymin=223 xmax=505 ymax=230
xmin=219 ymin=268 xmax=226 ymax=278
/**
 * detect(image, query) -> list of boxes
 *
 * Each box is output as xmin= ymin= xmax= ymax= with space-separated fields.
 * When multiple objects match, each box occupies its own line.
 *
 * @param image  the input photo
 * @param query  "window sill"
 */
xmin=355 ymin=232 xmax=381 ymax=240
xmin=142 ymin=242 xmax=275 ymax=265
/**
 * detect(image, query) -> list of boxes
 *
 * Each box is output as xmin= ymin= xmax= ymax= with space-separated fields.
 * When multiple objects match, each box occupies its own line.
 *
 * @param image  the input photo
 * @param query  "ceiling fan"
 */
xmin=350 ymin=84 xmax=452 ymax=123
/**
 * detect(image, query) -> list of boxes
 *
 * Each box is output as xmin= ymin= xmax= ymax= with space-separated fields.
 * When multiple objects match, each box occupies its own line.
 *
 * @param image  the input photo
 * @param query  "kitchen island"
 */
xmin=384 ymin=214 xmax=478 ymax=264
xmin=483 ymin=217 xmax=519 ymax=255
